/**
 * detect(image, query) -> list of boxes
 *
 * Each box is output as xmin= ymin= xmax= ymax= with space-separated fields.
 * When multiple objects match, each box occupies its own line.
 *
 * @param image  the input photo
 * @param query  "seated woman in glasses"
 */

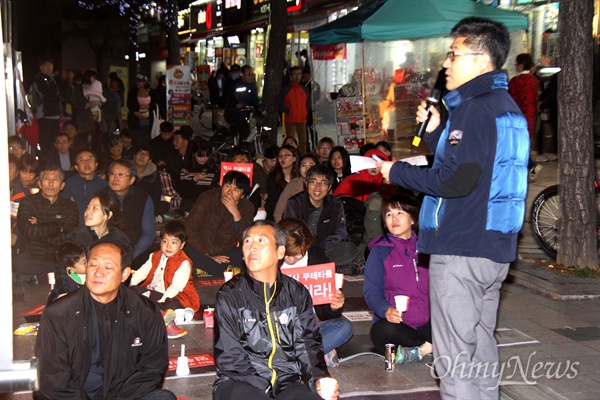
xmin=283 ymin=164 xmax=357 ymax=272
xmin=264 ymin=145 xmax=299 ymax=220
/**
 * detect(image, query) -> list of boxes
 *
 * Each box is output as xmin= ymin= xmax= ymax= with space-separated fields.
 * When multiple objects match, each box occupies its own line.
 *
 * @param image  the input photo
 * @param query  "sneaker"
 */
xmin=166 ymin=320 xmax=187 ymax=339
xmin=395 ymin=345 xmax=423 ymax=365
xmin=336 ymin=262 xmax=364 ymax=276
xmin=529 ymin=164 xmax=543 ymax=182
xmin=536 ymin=154 xmax=549 ymax=163
xmin=162 ymin=309 xmax=175 ymax=326
xmin=324 ymin=349 xmax=340 ymax=368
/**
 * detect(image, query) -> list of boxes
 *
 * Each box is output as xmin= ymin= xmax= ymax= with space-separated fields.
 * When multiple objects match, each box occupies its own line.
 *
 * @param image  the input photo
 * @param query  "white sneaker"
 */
xmin=529 ymin=164 xmax=543 ymax=182
xmin=536 ymin=154 xmax=549 ymax=163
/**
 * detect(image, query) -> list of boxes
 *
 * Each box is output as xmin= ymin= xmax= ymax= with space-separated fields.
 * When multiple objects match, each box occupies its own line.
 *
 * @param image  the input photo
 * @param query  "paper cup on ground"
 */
xmin=335 ymin=273 xmax=344 ymax=290
xmin=319 ymin=377 xmax=337 ymax=400
xmin=394 ymin=295 xmax=409 ymax=312
xmin=174 ymin=309 xmax=186 ymax=325
xmin=223 ymin=271 xmax=233 ymax=282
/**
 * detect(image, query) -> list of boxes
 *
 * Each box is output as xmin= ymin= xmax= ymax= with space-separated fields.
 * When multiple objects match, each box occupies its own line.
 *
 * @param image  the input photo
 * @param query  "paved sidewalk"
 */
xmin=8 ymin=149 xmax=600 ymax=399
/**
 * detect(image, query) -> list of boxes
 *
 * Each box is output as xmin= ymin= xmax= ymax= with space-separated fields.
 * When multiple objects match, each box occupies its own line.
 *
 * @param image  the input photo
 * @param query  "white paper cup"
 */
xmin=224 ymin=271 xmax=233 ymax=282
xmin=394 ymin=295 xmax=409 ymax=313
xmin=319 ymin=377 xmax=337 ymax=400
xmin=174 ymin=309 xmax=186 ymax=325
xmin=335 ymin=273 xmax=344 ymax=290
xmin=176 ymin=356 xmax=190 ymax=376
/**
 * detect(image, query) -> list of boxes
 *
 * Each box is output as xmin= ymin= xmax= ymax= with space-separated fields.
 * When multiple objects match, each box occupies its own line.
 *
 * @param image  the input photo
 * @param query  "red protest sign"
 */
xmin=219 ymin=162 xmax=254 ymax=186
xmin=281 ymin=263 xmax=335 ymax=305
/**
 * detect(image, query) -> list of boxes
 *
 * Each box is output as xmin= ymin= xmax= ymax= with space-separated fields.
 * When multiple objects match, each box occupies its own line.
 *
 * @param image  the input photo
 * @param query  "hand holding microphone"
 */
xmin=412 ymin=88 xmax=442 ymax=147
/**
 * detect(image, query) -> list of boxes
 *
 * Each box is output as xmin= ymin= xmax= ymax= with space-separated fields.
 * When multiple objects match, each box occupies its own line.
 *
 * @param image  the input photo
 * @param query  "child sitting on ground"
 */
xmin=47 ymin=241 xmax=87 ymax=304
xmin=130 ymin=221 xmax=200 ymax=339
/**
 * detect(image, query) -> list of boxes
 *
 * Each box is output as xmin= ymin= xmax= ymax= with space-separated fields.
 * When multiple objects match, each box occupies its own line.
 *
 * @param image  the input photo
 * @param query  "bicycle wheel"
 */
xmin=531 ymin=185 xmax=559 ymax=259
xmin=199 ymin=108 xmax=213 ymax=131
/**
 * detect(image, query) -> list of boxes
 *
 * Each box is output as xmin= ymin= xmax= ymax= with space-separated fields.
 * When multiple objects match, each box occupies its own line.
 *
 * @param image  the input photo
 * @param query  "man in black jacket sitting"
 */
xmin=213 ymin=220 xmax=339 ymax=400
xmin=35 ymin=239 xmax=175 ymax=400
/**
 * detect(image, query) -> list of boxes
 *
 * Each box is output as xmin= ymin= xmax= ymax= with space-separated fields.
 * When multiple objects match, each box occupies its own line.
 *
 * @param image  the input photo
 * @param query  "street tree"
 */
xmin=261 ymin=0 xmax=288 ymax=143
xmin=556 ymin=0 xmax=598 ymax=268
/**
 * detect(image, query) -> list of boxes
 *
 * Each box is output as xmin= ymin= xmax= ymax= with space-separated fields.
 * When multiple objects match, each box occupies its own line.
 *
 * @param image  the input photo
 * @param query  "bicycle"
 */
xmin=192 ymin=90 xmax=214 ymax=131
xmin=531 ymin=179 xmax=600 ymax=259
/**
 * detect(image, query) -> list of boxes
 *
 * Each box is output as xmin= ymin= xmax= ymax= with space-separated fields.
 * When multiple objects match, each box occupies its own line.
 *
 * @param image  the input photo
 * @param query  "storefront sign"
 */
xmin=191 ymin=2 xmax=219 ymax=33
xmin=222 ymin=0 xmax=245 ymax=26
xmin=166 ymin=65 xmax=192 ymax=128
xmin=248 ymin=0 xmax=303 ymax=21
xmin=311 ymin=44 xmax=346 ymax=60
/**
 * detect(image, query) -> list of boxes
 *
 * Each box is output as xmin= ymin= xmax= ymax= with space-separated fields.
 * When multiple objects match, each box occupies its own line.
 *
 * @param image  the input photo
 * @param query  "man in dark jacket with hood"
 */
xmin=34 ymin=239 xmax=175 ymax=400
xmin=213 ymin=220 xmax=338 ymax=400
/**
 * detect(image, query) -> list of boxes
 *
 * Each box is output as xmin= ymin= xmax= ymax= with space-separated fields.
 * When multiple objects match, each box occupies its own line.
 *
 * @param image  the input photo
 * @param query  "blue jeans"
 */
xmin=319 ymin=317 xmax=353 ymax=354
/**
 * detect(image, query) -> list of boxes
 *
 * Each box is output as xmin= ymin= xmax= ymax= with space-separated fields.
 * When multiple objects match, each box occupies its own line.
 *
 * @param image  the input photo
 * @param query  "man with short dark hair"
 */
xmin=97 ymin=159 xmax=156 ymax=261
xmin=283 ymin=165 xmax=356 ymax=270
xmin=184 ymin=171 xmax=254 ymax=276
xmin=13 ymin=165 xmax=78 ymax=282
xmin=279 ymin=66 xmax=310 ymax=154
xmin=32 ymin=57 xmax=62 ymax=153
xmin=225 ymin=65 xmax=263 ymax=141
xmin=120 ymin=129 xmax=139 ymax=160
xmin=44 ymin=132 xmax=75 ymax=175
xmin=134 ymin=145 xmax=169 ymax=217
xmin=35 ymin=239 xmax=175 ymax=400
xmin=213 ymin=220 xmax=338 ymax=400
xmin=149 ymin=121 xmax=174 ymax=168
xmin=164 ymin=126 xmax=194 ymax=192
xmin=377 ymin=17 xmax=528 ymax=398
xmin=61 ymin=149 xmax=108 ymax=225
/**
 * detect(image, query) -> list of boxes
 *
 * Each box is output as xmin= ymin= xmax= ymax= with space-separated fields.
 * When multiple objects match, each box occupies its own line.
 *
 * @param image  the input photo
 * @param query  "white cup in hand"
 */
xmin=319 ymin=377 xmax=337 ymax=400
xmin=394 ymin=295 xmax=409 ymax=313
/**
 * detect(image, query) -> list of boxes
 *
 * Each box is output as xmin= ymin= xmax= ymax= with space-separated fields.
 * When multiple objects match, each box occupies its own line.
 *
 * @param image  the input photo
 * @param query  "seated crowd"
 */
xmin=11 ymin=123 xmax=430 ymax=399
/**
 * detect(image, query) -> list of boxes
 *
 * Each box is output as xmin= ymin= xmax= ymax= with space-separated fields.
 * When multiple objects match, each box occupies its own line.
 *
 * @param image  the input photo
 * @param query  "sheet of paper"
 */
xmin=349 ymin=156 xmax=377 ymax=173
xmin=350 ymin=154 xmax=428 ymax=173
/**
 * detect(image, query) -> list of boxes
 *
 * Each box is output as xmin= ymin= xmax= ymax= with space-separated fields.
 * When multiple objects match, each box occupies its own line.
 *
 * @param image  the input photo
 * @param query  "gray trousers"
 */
xmin=429 ymin=255 xmax=509 ymax=400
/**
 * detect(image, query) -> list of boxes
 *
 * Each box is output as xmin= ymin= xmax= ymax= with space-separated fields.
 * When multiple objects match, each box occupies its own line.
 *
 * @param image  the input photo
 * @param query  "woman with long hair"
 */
xmin=18 ymin=154 xmax=39 ymax=192
xmin=328 ymin=146 xmax=351 ymax=191
xmin=180 ymin=139 xmax=218 ymax=210
xmin=279 ymin=217 xmax=353 ymax=366
xmin=273 ymin=153 xmax=318 ymax=222
xmin=264 ymin=145 xmax=299 ymax=219
xmin=68 ymin=193 xmax=130 ymax=250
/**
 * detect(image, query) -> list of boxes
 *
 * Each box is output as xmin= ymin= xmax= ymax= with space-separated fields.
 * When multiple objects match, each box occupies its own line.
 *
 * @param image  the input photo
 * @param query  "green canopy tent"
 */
xmin=309 ymin=0 xmax=528 ymax=45
xmin=308 ymin=0 xmax=528 ymax=141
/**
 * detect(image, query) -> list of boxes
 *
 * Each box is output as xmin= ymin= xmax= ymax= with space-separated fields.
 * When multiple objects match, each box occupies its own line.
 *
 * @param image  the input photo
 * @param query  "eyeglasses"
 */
xmin=446 ymin=51 xmax=483 ymax=62
xmin=278 ymin=154 xmax=294 ymax=159
xmin=109 ymin=172 xmax=131 ymax=179
xmin=307 ymin=179 xmax=330 ymax=187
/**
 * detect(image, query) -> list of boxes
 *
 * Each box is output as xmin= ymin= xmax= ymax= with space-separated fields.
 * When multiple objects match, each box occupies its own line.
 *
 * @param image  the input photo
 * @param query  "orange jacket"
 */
xmin=140 ymin=250 xmax=200 ymax=311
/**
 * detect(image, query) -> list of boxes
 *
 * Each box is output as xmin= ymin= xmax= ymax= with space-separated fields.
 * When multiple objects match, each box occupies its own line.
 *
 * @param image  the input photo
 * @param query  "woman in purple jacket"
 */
xmin=363 ymin=194 xmax=432 ymax=365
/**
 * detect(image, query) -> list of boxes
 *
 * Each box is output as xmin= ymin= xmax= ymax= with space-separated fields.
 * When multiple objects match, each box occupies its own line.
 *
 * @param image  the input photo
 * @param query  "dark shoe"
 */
xmin=336 ymin=263 xmax=363 ymax=276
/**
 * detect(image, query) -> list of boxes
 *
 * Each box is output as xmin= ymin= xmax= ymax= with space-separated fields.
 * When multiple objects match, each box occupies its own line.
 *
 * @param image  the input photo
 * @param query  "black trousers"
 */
xmin=224 ymin=108 xmax=251 ymax=141
xmin=370 ymin=319 xmax=432 ymax=355
xmin=213 ymin=380 xmax=322 ymax=400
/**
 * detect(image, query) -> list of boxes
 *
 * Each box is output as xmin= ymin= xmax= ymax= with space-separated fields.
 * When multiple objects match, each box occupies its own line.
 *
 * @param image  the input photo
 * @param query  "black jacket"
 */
xmin=16 ymin=193 xmax=79 ymax=260
xmin=35 ymin=285 xmax=169 ymax=399
xmin=213 ymin=271 xmax=329 ymax=396
xmin=283 ymin=191 xmax=348 ymax=252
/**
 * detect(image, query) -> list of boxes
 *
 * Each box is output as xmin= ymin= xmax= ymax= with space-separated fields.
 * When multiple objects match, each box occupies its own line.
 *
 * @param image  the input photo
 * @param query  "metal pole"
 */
xmin=0 ymin=1 xmax=39 ymax=392
xmin=360 ymin=41 xmax=366 ymax=142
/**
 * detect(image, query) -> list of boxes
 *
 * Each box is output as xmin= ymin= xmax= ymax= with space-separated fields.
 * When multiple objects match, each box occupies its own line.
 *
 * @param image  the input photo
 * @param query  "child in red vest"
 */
xmin=130 ymin=221 xmax=200 ymax=338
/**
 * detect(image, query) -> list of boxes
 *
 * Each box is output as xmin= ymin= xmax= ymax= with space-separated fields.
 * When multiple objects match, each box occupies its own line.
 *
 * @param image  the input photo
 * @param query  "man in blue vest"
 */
xmin=378 ymin=17 xmax=528 ymax=399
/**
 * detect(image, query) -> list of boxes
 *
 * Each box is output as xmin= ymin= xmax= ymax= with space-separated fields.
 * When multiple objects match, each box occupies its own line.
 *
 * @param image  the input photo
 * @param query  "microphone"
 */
xmin=412 ymin=88 xmax=442 ymax=147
